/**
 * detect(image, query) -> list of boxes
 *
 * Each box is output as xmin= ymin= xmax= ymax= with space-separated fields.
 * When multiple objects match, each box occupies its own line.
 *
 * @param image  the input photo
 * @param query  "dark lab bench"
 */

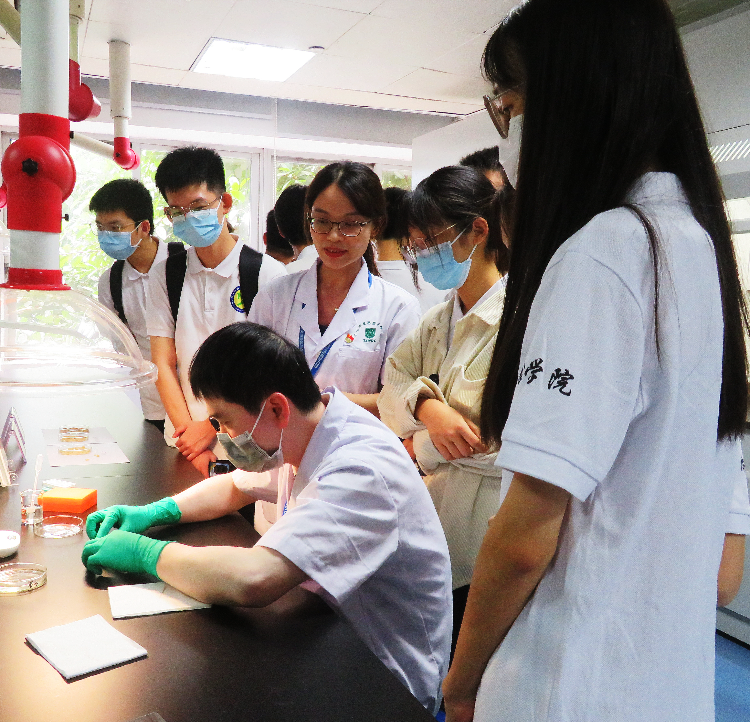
xmin=0 ymin=391 xmax=434 ymax=722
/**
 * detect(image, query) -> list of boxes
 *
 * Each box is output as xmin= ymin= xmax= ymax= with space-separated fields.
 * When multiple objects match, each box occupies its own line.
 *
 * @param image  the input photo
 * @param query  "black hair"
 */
xmin=480 ymin=0 xmax=749 ymax=444
xmin=460 ymin=146 xmax=502 ymax=172
xmin=381 ymin=186 xmax=410 ymax=242
xmin=154 ymin=146 xmax=226 ymax=199
xmin=89 ymin=178 xmax=154 ymax=229
xmin=274 ymin=184 xmax=308 ymax=247
xmin=304 ymin=162 xmax=384 ymax=277
xmin=190 ymin=323 xmax=322 ymax=415
xmin=265 ymin=210 xmax=294 ymax=259
xmin=410 ymin=165 xmax=510 ymax=275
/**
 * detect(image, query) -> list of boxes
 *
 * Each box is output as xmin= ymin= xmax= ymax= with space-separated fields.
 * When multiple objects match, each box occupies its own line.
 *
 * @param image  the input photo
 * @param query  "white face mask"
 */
xmin=216 ymin=400 xmax=284 ymax=473
xmin=503 ymin=113 xmax=523 ymax=188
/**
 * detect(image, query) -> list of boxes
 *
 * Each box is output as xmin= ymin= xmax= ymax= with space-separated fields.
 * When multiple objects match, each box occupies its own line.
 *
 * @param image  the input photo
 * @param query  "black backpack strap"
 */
xmin=109 ymin=260 xmax=127 ymax=325
xmin=165 ymin=247 xmax=188 ymax=323
xmin=238 ymin=245 xmax=264 ymax=316
xmin=166 ymin=241 xmax=184 ymax=257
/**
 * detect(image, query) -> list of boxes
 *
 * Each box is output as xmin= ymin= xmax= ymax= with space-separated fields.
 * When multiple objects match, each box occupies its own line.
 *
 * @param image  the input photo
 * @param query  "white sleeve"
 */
xmin=497 ymin=252 xmax=645 ymax=502
xmin=257 ymin=459 xmax=398 ymax=601
xmin=726 ymin=441 xmax=750 ymax=535
xmin=97 ymin=267 xmax=115 ymax=314
xmin=246 ymin=283 xmax=276 ymax=329
xmin=145 ymin=259 xmax=175 ymax=339
xmin=258 ymin=254 xmax=287 ymax=284
xmin=380 ymin=295 xmax=421 ymax=385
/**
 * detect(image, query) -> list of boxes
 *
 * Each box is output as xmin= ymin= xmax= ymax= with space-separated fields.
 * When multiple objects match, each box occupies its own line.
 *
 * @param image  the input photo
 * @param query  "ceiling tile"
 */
xmin=383 ymin=68 xmax=490 ymax=105
xmin=80 ymin=56 xmax=187 ymax=87
xmin=213 ymin=0 xmax=366 ymax=51
xmin=423 ymin=33 xmax=490 ymax=77
xmin=287 ymin=0 xmax=383 ymax=12
xmin=286 ymin=53 xmax=415 ymax=93
xmin=371 ymin=0 xmax=513 ymax=35
xmin=324 ymin=14 xmax=477 ymax=67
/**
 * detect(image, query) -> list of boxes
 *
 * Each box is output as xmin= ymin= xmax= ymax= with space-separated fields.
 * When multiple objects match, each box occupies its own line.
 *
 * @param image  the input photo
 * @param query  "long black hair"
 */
xmin=410 ymin=165 xmax=511 ymax=275
xmin=304 ymin=162 xmax=383 ymax=276
xmin=480 ymin=0 xmax=749 ymax=444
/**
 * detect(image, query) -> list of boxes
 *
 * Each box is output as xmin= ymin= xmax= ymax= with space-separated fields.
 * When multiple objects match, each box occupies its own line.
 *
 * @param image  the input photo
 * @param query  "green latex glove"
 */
xmin=86 ymin=497 xmax=182 ymax=539
xmin=81 ymin=529 xmax=171 ymax=577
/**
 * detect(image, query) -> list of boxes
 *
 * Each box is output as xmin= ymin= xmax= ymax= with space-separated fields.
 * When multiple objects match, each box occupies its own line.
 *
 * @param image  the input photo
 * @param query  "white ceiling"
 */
xmin=0 ymin=0 xmax=741 ymax=117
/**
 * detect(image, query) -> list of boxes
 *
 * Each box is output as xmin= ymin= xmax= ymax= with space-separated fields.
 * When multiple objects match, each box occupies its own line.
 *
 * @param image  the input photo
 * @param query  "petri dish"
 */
xmin=59 ymin=426 xmax=90 ymax=443
xmin=34 ymin=515 xmax=83 ymax=538
xmin=0 ymin=562 xmax=47 ymax=594
xmin=59 ymin=444 xmax=92 ymax=456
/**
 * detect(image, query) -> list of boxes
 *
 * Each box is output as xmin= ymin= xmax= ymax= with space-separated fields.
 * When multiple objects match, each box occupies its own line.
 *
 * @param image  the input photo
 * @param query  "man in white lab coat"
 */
xmin=82 ymin=322 xmax=452 ymax=715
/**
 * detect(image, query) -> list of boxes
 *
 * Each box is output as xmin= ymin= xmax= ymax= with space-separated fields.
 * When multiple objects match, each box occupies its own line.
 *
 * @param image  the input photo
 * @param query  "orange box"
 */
xmin=41 ymin=488 xmax=97 ymax=513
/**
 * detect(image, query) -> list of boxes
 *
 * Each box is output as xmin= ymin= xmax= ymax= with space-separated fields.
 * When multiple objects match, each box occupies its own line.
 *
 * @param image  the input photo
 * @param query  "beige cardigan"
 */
xmin=378 ymin=284 xmax=506 ymax=588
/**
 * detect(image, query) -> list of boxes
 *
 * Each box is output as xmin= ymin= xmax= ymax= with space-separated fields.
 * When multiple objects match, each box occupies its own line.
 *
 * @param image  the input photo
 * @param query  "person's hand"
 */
xmin=85 ymin=497 xmax=182 ymax=539
xmin=81 ymin=529 xmax=171 ymax=577
xmin=415 ymin=399 xmax=488 ymax=461
xmin=173 ymin=419 xmax=216 ymax=460
xmin=443 ymin=672 xmax=477 ymax=722
xmin=191 ymin=449 xmax=217 ymax=478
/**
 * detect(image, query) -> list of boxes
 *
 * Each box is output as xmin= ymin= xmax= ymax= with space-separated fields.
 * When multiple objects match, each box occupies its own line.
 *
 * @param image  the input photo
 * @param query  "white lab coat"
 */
xmin=248 ymin=260 xmax=421 ymax=394
xmin=231 ymin=388 xmax=452 ymax=715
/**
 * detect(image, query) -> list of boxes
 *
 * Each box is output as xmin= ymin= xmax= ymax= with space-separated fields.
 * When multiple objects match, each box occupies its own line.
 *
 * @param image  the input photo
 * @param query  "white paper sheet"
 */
xmin=46 ymin=442 xmax=129 ymax=467
xmin=108 ymin=582 xmax=211 ymax=619
xmin=25 ymin=614 xmax=146 ymax=679
xmin=42 ymin=427 xmax=116 ymax=445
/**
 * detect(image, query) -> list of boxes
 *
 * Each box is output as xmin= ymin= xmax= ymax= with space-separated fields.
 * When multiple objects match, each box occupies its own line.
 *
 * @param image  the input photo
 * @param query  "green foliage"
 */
xmin=276 ymin=161 xmax=324 ymax=198
xmin=60 ymin=146 xmax=130 ymax=297
xmin=381 ymin=169 xmax=412 ymax=190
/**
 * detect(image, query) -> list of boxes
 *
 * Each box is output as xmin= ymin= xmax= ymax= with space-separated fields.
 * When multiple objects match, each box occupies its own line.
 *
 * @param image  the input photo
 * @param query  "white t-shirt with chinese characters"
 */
xmin=98 ymin=239 xmax=170 ymax=421
xmin=478 ymin=173 xmax=750 ymax=722
xmin=248 ymin=260 xmax=421 ymax=393
xmin=231 ymin=388 xmax=452 ymax=715
xmin=377 ymin=260 xmax=448 ymax=315
xmin=147 ymin=240 xmax=287 ymax=441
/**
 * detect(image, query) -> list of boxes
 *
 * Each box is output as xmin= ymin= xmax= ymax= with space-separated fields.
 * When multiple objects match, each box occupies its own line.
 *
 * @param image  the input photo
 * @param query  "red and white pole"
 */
xmin=0 ymin=0 xmax=76 ymax=291
xmin=109 ymin=40 xmax=139 ymax=170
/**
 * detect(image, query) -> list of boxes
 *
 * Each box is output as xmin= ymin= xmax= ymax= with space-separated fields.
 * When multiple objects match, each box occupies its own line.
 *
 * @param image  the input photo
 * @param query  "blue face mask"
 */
xmin=98 ymin=228 xmax=141 ymax=260
xmin=415 ymin=228 xmax=476 ymax=291
xmin=172 ymin=207 xmax=224 ymax=248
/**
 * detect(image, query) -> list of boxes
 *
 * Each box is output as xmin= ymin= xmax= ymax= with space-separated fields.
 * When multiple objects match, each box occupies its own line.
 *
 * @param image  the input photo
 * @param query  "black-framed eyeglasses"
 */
xmin=208 ymin=417 xmax=220 ymax=432
xmin=164 ymin=195 xmax=221 ymax=221
xmin=483 ymin=87 xmax=520 ymax=139
xmin=309 ymin=217 xmax=371 ymax=237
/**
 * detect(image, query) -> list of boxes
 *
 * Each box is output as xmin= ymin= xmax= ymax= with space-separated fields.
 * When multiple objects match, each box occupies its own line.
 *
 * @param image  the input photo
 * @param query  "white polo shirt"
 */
xmin=477 ymin=173 xmax=750 ymax=722
xmin=231 ymin=388 xmax=452 ymax=715
xmin=147 ymin=240 xmax=286 ymax=437
xmin=377 ymin=259 xmax=448 ymax=315
xmin=284 ymin=244 xmax=318 ymax=274
xmin=248 ymin=260 xmax=420 ymax=393
xmin=98 ymin=239 xmax=170 ymax=421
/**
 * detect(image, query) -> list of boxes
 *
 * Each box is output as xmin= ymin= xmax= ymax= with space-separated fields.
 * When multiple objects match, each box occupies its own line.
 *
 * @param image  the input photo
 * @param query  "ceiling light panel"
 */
xmin=192 ymin=39 xmax=315 ymax=82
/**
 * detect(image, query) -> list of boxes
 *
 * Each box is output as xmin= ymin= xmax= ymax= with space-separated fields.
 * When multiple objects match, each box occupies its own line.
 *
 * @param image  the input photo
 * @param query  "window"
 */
xmin=60 ymin=145 xmax=130 ymax=296
xmin=380 ymin=168 xmax=412 ymax=190
xmin=275 ymin=159 xmax=325 ymax=199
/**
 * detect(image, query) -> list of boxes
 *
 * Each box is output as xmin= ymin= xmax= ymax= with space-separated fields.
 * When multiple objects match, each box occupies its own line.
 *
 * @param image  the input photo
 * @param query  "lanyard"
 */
xmin=297 ymin=269 xmax=372 ymax=379
xmin=299 ymin=328 xmax=336 ymax=379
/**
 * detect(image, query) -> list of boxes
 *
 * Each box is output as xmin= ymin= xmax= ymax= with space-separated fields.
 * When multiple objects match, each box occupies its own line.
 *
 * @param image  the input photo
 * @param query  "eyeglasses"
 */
xmin=91 ymin=220 xmax=139 ymax=235
xmin=483 ymin=86 xmax=520 ymax=139
xmin=406 ymin=222 xmax=462 ymax=256
xmin=309 ymin=217 xmax=371 ymax=237
xmin=208 ymin=417 xmax=220 ymax=432
xmin=164 ymin=196 xmax=221 ymax=221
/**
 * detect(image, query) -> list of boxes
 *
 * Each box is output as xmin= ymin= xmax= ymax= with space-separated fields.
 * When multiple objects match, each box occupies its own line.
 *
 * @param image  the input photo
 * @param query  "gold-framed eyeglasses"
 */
xmin=483 ymin=87 xmax=520 ymax=139
xmin=309 ymin=217 xmax=371 ymax=237
xmin=164 ymin=195 xmax=221 ymax=221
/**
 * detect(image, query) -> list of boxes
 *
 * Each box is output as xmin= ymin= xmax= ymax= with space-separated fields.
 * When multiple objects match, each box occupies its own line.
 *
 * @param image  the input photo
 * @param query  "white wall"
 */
xmin=411 ymin=5 xmax=750 ymax=189
xmin=411 ymin=110 xmax=500 ymax=187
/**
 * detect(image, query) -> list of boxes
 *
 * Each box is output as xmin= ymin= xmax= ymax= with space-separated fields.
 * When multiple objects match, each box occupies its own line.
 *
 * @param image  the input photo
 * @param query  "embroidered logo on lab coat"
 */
xmin=345 ymin=333 xmax=355 ymax=344
xmin=230 ymin=286 xmax=244 ymax=312
xmin=354 ymin=321 xmax=383 ymax=345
